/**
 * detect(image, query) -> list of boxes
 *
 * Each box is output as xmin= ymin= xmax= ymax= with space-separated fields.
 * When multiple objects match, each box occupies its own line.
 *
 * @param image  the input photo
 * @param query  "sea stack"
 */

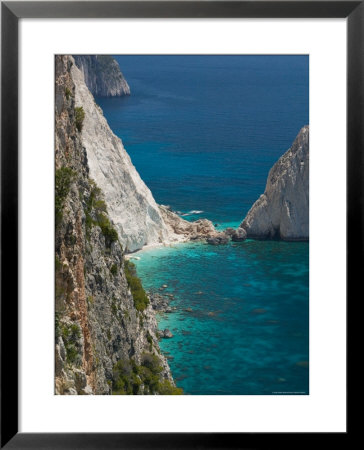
xmin=240 ymin=126 xmax=309 ymax=241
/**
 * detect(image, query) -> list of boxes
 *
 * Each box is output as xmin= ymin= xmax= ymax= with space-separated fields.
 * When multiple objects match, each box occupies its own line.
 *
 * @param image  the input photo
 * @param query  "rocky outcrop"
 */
xmin=160 ymin=206 xmax=246 ymax=246
xmin=159 ymin=205 xmax=219 ymax=243
xmin=240 ymin=126 xmax=309 ymax=241
xmin=73 ymin=55 xmax=130 ymax=97
xmin=55 ymin=55 xmax=176 ymax=395
xmin=71 ymin=61 xmax=220 ymax=252
xmin=206 ymin=234 xmax=230 ymax=245
xmin=204 ymin=227 xmax=247 ymax=245
xmin=231 ymin=227 xmax=247 ymax=242
xmin=161 ymin=329 xmax=173 ymax=339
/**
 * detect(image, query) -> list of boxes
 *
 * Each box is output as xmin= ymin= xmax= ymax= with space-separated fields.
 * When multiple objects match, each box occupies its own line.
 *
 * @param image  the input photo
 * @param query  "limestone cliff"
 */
xmin=55 ymin=55 xmax=178 ymax=395
xmin=240 ymin=126 xmax=309 ymax=241
xmin=71 ymin=59 xmax=220 ymax=252
xmin=73 ymin=55 xmax=130 ymax=97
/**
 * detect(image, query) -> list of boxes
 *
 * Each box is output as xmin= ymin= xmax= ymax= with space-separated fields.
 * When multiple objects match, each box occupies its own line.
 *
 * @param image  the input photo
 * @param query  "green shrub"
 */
xmin=75 ymin=106 xmax=85 ymax=132
xmin=124 ymin=260 xmax=149 ymax=311
xmin=110 ymin=264 xmax=118 ymax=276
xmin=94 ymin=199 xmax=107 ymax=213
xmin=69 ymin=324 xmax=81 ymax=341
xmin=146 ymin=332 xmax=153 ymax=346
xmin=83 ymin=179 xmax=118 ymax=246
xmin=55 ymin=167 xmax=75 ymax=227
xmin=139 ymin=366 xmax=160 ymax=394
xmin=55 ymin=255 xmax=62 ymax=272
xmin=112 ymin=353 xmax=183 ymax=395
xmin=141 ymin=353 xmax=162 ymax=374
xmin=88 ymin=180 xmax=102 ymax=204
xmin=61 ymin=322 xmax=82 ymax=366
xmin=84 ymin=181 xmax=102 ymax=239
xmin=97 ymin=213 xmax=118 ymax=247
xmin=55 ymin=312 xmax=61 ymax=339
xmin=112 ymin=359 xmax=141 ymax=395
xmin=65 ymin=87 xmax=72 ymax=100
xmin=68 ymin=234 xmax=77 ymax=246
xmin=111 ymin=299 xmax=118 ymax=316
xmin=85 ymin=213 xmax=93 ymax=240
xmin=157 ymin=380 xmax=183 ymax=395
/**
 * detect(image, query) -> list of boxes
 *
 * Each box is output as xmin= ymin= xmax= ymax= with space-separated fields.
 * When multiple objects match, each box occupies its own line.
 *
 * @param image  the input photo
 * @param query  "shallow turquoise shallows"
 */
xmin=97 ymin=55 xmax=309 ymax=394
xmin=134 ymin=241 xmax=308 ymax=395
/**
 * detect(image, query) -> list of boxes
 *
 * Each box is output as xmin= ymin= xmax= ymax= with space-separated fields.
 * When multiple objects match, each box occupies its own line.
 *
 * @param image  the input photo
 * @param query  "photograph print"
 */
xmin=55 ymin=54 xmax=309 ymax=395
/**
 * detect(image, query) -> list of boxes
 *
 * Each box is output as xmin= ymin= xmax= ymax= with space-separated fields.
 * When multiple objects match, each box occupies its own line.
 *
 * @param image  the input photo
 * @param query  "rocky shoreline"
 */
xmin=148 ymin=290 xmax=176 ymax=340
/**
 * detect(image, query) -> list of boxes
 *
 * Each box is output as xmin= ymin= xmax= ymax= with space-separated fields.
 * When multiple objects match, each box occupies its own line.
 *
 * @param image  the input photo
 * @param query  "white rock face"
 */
xmin=240 ymin=126 xmax=309 ymax=241
xmin=71 ymin=60 xmax=218 ymax=252
xmin=71 ymin=61 xmax=173 ymax=252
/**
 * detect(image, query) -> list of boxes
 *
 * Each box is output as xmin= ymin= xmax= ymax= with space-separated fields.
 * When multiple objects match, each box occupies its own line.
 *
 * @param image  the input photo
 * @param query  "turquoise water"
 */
xmin=97 ymin=55 xmax=309 ymax=394
xmin=134 ymin=241 xmax=308 ymax=395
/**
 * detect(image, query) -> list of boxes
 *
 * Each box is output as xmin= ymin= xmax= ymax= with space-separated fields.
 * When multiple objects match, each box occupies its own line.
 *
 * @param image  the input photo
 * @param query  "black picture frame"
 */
xmin=1 ymin=1 xmax=357 ymax=448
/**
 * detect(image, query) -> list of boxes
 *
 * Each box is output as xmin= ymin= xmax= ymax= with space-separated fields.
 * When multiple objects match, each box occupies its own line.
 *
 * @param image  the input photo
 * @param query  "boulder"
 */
xmin=206 ymin=233 xmax=230 ymax=245
xmin=231 ymin=227 xmax=247 ymax=242
xmin=224 ymin=227 xmax=236 ymax=236
xmin=162 ymin=329 xmax=173 ymax=338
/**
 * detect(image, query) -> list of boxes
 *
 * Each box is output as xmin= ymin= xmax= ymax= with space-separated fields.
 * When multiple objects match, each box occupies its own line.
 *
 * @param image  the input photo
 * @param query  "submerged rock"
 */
xmin=296 ymin=360 xmax=309 ymax=368
xmin=251 ymin=308 xmax=267 ymax=314
xmin=162 ymin=329 xmax=173 ymax=338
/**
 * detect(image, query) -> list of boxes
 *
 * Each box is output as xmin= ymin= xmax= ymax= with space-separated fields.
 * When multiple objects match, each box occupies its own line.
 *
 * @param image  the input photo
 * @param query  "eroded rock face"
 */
xmin=71 ymin=61 xmax=173 ymax=253
xmin=73 ymin=55 xmax=130 ymax=97
xmin=55 ymin=55 xmax=174 ymax=395
xmin=240 ymin=126 xmax=309 ymax=241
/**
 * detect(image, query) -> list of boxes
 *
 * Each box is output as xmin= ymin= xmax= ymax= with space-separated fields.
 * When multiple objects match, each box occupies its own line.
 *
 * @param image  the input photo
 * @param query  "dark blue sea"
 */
xmin=97 ymin=55 xmax=309 ymax=395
